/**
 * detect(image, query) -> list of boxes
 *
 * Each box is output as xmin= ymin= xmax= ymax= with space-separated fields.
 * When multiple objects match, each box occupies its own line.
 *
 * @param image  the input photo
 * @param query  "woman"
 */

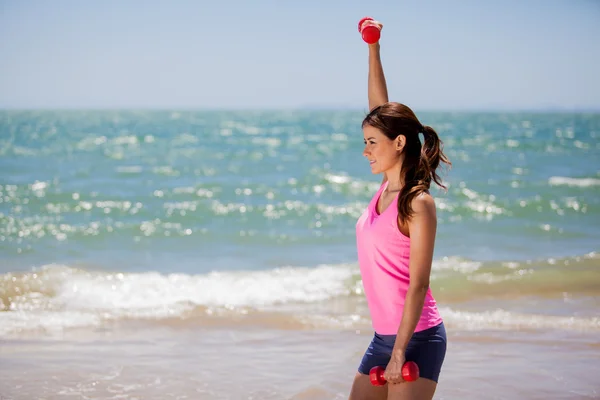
xmin=349 ymin=19 xmax=451 ymax=400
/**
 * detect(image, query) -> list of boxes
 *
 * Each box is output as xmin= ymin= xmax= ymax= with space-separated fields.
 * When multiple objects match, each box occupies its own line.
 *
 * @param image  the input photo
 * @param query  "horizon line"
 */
xmin=1 ymin=106 xmax=600 ymax=114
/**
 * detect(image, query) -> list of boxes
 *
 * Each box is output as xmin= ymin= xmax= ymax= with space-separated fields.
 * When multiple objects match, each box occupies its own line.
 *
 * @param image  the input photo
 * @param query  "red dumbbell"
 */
xmin=358 ymin=16 xmax=381 ymax=44
xmin=369 ymin=361 xmax=420 ymax=386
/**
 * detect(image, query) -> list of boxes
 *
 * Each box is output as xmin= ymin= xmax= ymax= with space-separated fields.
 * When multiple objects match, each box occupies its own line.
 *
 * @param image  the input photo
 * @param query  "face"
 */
xmin=362 ymin=124 xmax=404 ymax=174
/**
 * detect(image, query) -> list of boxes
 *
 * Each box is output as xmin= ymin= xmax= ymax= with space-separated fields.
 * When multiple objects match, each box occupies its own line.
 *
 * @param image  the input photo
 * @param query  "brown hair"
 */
xmin=362 ymin=102 xmax=451 ymax=222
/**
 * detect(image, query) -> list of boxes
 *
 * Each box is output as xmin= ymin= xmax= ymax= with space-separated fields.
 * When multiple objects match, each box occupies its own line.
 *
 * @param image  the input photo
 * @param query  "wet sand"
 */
xmin=1 ymin=321 xmax=599 ymax=400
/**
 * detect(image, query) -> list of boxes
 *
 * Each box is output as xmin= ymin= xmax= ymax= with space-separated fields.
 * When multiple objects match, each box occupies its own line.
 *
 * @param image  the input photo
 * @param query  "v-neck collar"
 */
xmin=374 ymin=181 xmax=400 ymax=217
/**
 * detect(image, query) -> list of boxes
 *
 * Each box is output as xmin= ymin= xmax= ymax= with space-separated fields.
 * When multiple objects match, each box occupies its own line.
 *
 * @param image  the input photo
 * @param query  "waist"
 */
xmin=365 ymin=287 xmax=442 ymax=335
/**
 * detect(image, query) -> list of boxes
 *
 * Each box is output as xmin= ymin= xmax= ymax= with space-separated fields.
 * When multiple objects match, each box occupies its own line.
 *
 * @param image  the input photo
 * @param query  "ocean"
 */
xmin=1 ymin=110 xmax=599 ymax=399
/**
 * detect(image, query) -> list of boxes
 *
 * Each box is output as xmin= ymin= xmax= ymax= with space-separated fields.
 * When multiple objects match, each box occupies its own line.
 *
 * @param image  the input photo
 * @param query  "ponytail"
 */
xmin=421 ymin=125 xmax=450 ymax=190
xmin=396 ymin=124 xmax=451 ymax=222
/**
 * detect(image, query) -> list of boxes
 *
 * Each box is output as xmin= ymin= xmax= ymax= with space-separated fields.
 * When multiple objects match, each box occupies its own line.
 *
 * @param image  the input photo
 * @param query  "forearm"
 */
xmin=368 ymin=43 xmax=389 ymax=111
xmin=392 ymin=284 xmax=428 ymax=355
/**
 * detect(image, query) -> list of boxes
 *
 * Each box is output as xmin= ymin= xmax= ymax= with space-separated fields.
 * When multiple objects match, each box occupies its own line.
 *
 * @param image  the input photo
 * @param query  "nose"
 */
xmin=363 ymin=144 xmax=370 ymax=157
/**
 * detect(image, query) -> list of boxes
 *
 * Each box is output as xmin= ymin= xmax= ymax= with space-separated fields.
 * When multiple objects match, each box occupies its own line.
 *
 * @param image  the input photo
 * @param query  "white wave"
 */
xmin=441 ymin=307 xmax=600 ymax=331
xmin=55 ymin=264 xmax=355 ymax=311
xmin=0 ymin=310 xmax=102 ymax=336
xmin=115 ymin=166 xmax=143 ymax=174
xmin=323 ymin=173 xmax=351 ymax=184
xmin=3 ymin=255 xmax=596 ymax=336
xmin=432 ymin=257 xmax=482 ymax=274
xmin=548 ymin=176 xmax=600 ymax=187
xmin=0 ymin=263 xmax=357 ymax=335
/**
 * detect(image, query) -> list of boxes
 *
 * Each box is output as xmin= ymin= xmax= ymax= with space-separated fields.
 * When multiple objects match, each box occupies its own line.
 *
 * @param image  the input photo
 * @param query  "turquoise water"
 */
xmin=1 ymin=110 xmax=599 ymax=335
xmin=1 ymin=110 xmax=598 ymax=270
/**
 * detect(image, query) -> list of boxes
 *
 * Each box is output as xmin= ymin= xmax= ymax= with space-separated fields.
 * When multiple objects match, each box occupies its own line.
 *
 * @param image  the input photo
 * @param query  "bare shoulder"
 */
xmin=411 ymin=191 xmax=436 ymax=216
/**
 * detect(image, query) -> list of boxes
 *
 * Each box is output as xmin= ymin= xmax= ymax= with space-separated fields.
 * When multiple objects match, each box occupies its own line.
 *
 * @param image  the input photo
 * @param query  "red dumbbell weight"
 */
xmin=357 ymin=16 xmax=381 ymax=44
xmin=369 ymin=361 xmax=420 ymax=386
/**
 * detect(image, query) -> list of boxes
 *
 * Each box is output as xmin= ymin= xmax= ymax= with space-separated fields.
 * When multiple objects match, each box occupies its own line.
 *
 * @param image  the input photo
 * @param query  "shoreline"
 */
xmin=1 ymin=324 xmax=599 ymax=400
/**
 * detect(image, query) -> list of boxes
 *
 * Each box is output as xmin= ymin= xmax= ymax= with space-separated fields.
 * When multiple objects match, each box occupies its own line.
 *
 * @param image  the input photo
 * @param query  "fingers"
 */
xmin=383 ymin=371 xmax=405 ymax=385
xmin=360 ymin=19 xmax=384 ymax=31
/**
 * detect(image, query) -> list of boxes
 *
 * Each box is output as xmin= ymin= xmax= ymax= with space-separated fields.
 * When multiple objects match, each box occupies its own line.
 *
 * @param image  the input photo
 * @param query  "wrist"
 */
xmin=391 ymin=347 xmax=405 ymax=359
xmin=368 ymin=43 xmax=380 ymax=51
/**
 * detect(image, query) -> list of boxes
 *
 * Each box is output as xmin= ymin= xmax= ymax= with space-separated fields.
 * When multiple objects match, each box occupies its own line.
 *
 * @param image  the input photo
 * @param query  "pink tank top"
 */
xmin=356 ymin=181 xmax=443 ymax=335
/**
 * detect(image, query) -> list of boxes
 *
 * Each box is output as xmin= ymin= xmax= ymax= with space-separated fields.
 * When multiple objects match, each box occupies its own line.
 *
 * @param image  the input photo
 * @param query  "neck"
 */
xmin=384 ymin=162 xmax=404 ymax=192
xmin=386 ymin=178 xmax=403 ymax=192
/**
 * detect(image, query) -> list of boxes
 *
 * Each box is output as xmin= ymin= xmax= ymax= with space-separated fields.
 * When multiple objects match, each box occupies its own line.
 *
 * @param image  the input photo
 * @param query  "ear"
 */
xmin=395 ymin=135 xmax=405 ymax=151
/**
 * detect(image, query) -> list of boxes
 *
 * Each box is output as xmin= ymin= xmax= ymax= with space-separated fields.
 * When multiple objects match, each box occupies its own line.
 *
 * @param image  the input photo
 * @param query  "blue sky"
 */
xmin=1 ymin=0 xmax=599 ymax=110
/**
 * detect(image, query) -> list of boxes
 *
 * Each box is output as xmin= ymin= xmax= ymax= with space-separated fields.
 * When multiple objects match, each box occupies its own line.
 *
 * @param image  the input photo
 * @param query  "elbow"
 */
xmin=408 ymin=282 xmax=430 ymax=296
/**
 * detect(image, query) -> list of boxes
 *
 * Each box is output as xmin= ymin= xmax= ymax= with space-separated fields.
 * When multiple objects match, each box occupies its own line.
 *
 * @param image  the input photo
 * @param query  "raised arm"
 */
xmin=366 ymin=25 xmax=389 ymax=110
xmin=361 ymin=19 xmax=389 ymax=184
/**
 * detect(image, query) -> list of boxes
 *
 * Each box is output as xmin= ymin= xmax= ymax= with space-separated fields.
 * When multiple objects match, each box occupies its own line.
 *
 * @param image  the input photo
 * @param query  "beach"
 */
xmin=1 ymin=110 xmax=599 ymax=399
xmin=2 ymin=313 xmax=599 ymax=399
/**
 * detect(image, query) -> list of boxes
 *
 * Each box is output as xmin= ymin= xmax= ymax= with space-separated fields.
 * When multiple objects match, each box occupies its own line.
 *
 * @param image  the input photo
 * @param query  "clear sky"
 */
xmin=1 ymin=0 xmax=599 ymax=111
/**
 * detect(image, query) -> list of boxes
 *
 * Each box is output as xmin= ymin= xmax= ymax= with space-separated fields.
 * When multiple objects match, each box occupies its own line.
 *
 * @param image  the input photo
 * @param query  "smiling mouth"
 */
xmin=369 ymin=160 xmax=376 ymax=164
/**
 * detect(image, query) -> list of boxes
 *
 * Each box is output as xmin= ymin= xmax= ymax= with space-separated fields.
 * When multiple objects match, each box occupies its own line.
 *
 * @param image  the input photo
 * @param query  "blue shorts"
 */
xmin=357 ymin=322 xmax=447 ymax=383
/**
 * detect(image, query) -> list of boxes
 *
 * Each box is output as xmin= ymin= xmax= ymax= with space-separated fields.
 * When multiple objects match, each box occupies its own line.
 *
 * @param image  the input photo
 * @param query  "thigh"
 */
xmin=349 ymin=372 xmax=388 ymax=400
xmin=351 ymin=333 xmax=395 ymax=400
xmin=405 ymin=323 xmax=447 ymax=383
xmin=357 ymin=333 xmax=395 ymax=375
xmin=387 ymin=377 xmax=437 ymax=400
